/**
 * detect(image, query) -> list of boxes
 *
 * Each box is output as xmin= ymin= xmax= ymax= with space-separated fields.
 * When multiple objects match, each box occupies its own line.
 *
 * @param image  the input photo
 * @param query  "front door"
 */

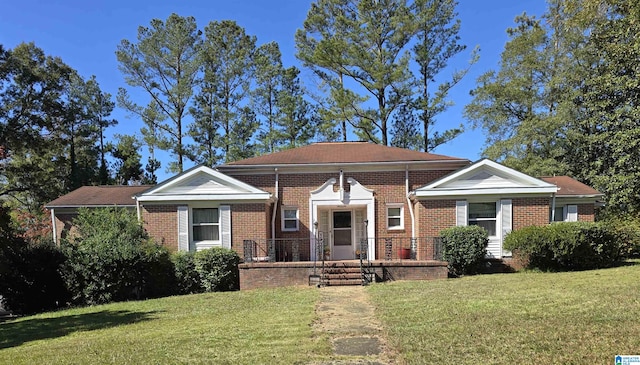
xmin=332 ymin=211 xmax=352 ymax=260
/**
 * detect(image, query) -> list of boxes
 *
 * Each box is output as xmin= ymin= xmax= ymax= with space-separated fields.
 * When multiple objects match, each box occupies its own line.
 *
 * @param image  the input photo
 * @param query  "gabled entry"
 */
xmin=310 ymin=177 xmax=375 ymax=260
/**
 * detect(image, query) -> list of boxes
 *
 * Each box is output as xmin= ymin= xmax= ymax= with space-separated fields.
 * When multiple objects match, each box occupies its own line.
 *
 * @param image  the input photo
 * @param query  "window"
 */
xmin=468 ymin=202 xmax=497 ymax=236
xmin=282 ymin=207 xmax=299 ymax=231
xmin=192 ymin=208 xmax=219 ymax=241
xmin=386 ymin=204 xmax=404 ymax=230
xmin=550 ymin=205 xmax=578 ymax=222
xmin=551 ymin=206 xmax=565 ymax=222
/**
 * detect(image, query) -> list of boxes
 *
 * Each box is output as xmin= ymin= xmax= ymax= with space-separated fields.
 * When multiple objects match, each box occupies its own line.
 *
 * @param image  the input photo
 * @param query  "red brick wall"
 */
xmin=416 ymin=200 xmax=457 ymax=237
xmin=142 ymin=205 xmax=178 ymax=251
xmin=578 ymin=204 xmax=595 ymax=222
xmin=231 ymin=203 xmax=270 ymax=258
xmin=230 ymin=170 xmax=453 ymax=241
xmin=53 ymin=213 xmax=77 ymax=242
xmin=513 ymin=197 xmax=550 ymax=230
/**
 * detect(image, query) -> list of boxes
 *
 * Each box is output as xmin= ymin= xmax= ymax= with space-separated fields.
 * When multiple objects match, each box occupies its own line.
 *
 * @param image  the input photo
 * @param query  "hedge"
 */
xmin=440 ymin=225 xmax=488 ymax=276
xmin=504 ymin=222 xmax=628 ymax=271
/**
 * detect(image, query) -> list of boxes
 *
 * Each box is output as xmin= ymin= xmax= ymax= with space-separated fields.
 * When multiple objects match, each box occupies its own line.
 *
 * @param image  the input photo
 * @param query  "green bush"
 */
xmin=0 ymin=206 xmax=69 ymax=314
xmin=504 ymin=222 xmax=626 ymax=271
xmin=194 ymin=248 xmax=240 ymax=292
xmin=62 ymin=208 xmax=177 ymax=305
xmin=440 ymin=226 xmax=488 ymax=276
xmin=173 ymin=251 xmax=202 ymax=295
xmin=0 ymin=240 xmax=69 ymax=314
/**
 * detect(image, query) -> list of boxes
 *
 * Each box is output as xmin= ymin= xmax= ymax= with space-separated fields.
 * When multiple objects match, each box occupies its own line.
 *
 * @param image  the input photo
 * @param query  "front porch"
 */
xmin=238 ymin=259 xmax=448 ymax=290
xmin=239 ymin=237 xmax=448 ymax=290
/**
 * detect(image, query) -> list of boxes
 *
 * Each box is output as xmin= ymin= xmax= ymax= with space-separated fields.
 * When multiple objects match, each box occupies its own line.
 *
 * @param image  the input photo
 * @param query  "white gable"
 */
xmin=414 ymin=159 xmax=557 ymax=198
xmin=136 ymin=165 xmax=271 ymax=202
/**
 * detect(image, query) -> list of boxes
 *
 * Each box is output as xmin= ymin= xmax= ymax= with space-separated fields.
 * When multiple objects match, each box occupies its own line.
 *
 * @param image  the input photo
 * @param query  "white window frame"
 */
xmin=386 ymin=203 xmax=404 ymax=230
xmin=191 ymin=207 xmax=220 ymax=243
xmin=468 ymin=201 xmax=498 ymax=237
xmin=281 ymin=206 xmax=299 ymax=232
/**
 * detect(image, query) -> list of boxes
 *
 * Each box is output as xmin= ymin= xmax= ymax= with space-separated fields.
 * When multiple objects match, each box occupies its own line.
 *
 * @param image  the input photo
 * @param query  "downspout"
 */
xmin=136 ymin=197 xmax=141 ymax=222
xmin=406 ymin=165 xmax=416 ymax=238
xmin=551 ymin=192 xmax=556 ymax=222
xmin=339 ymin=169 xmax=344 ymax=201
xmin=50 ymin=208 xmax=57 ymax=245
xmin=271 ymin=168 xmax=279 ymax=241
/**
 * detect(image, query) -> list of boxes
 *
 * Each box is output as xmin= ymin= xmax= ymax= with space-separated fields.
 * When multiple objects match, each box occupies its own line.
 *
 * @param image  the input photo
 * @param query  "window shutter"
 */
xmin=177 ymin=206 xmax=189 ymax=251
xmin=501 ymin=199 xmax=513 ymax=237
xmin=456 ymin=201 xmax=468 ymax=226
xmin=220 ymin=205 xmax=231 ymax=249
xmin=567 ymin=205 xmax=578 ymax=222
xmin=501 ymin=199 xmax=513 ymax=257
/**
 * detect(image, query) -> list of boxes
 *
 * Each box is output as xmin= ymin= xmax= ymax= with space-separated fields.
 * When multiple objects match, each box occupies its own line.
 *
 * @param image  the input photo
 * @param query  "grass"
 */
xmin=2 ymin=264 xmax=640 ymax=364
xmin=0 ymin=287 xmax=328 ymax=364
xmin=367 ymin=262 xmax=640 ymax=365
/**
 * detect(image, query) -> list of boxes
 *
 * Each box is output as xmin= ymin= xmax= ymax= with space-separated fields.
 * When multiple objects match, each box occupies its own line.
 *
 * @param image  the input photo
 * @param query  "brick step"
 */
xmin=324 ymin=278 xmax=363 ymax=286
xmin=324 ymin=273 xmax=362 ymax=280
xmin=322 ymin=267 xmax=361 ymax=274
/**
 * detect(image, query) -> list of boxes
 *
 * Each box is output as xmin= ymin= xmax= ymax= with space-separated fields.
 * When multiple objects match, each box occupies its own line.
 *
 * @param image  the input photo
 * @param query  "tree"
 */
xmin=464 ymin=11 xmax=572 ymax=176
xmin=1 ymin=43 xmax=109 ymax=209
xmin=83 ymin=76 xmax=117 ymax=185
xmin=296 ymin=0 xmax=415 ymax=145
xmin=390 ymin=103 xmax=422 ymax=150
xmin=194 ymin=20 xmax=257 ymax=163
xmin=253 ymin=42 xmax=284 ymax=153
xmin=109 ymin=135 xmax=144 ymax=185
xmin=116 ymin=14 xmax=202 ymax=173
xmin=275 ymin=67 xmax=316 ymax=149
xmin=411 ymin=0 xmax=477 ymax=151
xmin=567 ymin=0 xmax=640 ymax=213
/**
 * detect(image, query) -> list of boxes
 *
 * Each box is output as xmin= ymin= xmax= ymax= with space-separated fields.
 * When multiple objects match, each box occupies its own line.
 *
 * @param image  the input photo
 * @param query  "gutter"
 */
xmin=406 ymin=165 xmax=416 ymax=238
xmin=271 ymin=168 xmax=279 ymax=241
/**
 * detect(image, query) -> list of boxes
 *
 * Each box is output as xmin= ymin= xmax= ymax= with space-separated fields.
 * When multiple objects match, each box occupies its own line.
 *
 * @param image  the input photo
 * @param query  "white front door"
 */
xmin=332 ymin=211 xmax=353 ymax=260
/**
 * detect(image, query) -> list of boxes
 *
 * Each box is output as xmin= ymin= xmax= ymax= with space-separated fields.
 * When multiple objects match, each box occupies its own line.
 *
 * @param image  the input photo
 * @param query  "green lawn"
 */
xmin=0 ymin=287 xmax=328 ymax=364
xmin=368 ymin=262 xmax=640 ymax=365
xmin=2 ymin=264 xmax=639 ymax=364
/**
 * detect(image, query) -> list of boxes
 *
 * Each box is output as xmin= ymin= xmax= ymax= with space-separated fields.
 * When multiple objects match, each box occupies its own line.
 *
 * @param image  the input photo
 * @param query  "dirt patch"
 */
xmin=312 ymin=286 xmax=396 ymax=364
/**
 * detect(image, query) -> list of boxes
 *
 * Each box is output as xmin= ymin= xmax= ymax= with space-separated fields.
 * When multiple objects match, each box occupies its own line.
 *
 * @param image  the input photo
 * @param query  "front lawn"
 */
xmin=0 ymin=287 xmax=327 ymax=364
xmin=368 ymin=262 xmax=640 ymax=364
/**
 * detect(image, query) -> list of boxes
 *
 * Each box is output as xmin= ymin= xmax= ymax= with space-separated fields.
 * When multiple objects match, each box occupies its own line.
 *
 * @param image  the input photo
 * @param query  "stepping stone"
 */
xmin=333 ymin=336 xmax=381 ymax=356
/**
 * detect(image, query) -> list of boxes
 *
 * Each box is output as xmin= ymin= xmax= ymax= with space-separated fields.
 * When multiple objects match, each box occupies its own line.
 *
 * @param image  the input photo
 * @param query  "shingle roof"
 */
xmin=540 ymin=176 xmax=602 ymax=197
xmin=46 ymin=185 xmax=153 ymax=207
xmin=225 ymin=142 xmax=467 ymax=166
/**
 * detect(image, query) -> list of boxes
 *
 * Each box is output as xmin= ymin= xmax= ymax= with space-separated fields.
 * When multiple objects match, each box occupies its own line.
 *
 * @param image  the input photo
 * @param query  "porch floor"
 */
xmin=238 ymin=259 xmax=448 ymax=290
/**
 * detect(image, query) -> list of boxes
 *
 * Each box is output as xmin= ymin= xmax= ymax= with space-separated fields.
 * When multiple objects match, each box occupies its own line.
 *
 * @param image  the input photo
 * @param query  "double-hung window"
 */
xmin=468 ymin=202 xmax=497 ymax=236
xmin=386 ymin=204 xmax=404 ymax=230
xmin=192 ymin=208 xmax=219 ymax=241
xmin=282 ymin=207 xmax=299 ymax=231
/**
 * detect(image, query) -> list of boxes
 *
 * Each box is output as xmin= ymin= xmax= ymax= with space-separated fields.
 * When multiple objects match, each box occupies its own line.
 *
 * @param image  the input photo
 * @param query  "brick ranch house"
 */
xmin=47 ymin=142 xmax=602 ymax=289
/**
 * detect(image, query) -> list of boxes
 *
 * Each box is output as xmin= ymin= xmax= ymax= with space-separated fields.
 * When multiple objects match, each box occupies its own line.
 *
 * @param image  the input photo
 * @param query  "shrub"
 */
xmin=440 ymin=225 xmax=488 ymax=276
xmin=0 ymin=205 xmax=69 ymax=314
xmin=504 ymin=222 xmax=626 ymax=271
xmin=62 ymin=208 xmax=177 ymax=305
xmin=194 ymin=248 xmax=240 ymax=292
xmin=0 ymin=240 xmax=69 ymax=314
xmin=173 ymin=251 xmax=202 ymax=295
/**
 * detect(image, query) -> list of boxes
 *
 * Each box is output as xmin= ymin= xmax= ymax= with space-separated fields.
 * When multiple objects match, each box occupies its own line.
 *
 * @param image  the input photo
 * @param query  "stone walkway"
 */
xmin=311 ymin=286 xmax=397 ymax=365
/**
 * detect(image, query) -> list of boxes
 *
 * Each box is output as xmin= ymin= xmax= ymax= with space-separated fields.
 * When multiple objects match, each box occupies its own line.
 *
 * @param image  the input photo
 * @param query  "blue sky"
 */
xmin=1 ymin=0 xmax=547 ymax=182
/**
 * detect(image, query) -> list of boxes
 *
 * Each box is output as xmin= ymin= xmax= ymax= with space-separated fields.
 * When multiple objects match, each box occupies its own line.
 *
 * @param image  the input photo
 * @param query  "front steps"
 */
xmin=322 ymin=263 xmax=364 ymax=286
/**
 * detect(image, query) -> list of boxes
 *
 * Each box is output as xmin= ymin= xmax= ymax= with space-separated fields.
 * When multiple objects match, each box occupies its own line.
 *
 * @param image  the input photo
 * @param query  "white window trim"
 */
xmin=386 ymin=203 xmax=404 ymax=230
xmin=468 ymin=201 xmax=498 ymax=237
xmin=281 ymin=206 xmax=299 ymax=232
xmin=191 ymin=207 xmax=221 ymax=244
